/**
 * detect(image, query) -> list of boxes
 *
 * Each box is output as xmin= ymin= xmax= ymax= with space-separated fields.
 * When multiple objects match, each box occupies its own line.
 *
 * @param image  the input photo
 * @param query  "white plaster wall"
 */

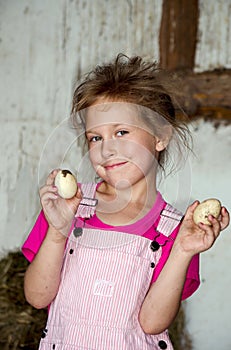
xmin=0 ymin=0 xmax=162 ymax=251
xmin=159 ymin=120 xmax=231 ymax=349
xmin=0 ymin=1 xmax=231 ymax=349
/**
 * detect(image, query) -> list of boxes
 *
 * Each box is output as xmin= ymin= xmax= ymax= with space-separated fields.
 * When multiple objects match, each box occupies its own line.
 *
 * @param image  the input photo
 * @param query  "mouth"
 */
xmin=103 ymin=161 xmax=128 ymax=170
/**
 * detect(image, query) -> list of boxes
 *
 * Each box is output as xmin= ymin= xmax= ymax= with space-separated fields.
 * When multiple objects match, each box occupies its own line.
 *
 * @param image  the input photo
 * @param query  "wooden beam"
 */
xmin=176 ymin=70 xmax=231 ymax=120
xmin=158 ymin=1 xmax=230 ymax=121
xmin=159 ymin=0 xmax=199 ymax=70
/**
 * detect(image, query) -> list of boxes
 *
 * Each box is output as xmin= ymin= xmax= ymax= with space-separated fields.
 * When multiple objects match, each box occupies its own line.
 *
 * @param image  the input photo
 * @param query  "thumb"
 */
xmin=71 ymin=186 xmax=83 ymax=206
xmin=65 ymin=187 xmax=83 ymax=216
xmin=75 ymin=186 xmax=83 ymax=200
xmin=184 ymin=200 xmax=200 ymax=221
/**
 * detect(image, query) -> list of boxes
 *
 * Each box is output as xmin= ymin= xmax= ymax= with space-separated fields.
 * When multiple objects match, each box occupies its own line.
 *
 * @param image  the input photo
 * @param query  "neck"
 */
xmin=97 ymin=175 xmax=157 ymax=213
xmin=95 ymin=177 xmax=157 ymax=225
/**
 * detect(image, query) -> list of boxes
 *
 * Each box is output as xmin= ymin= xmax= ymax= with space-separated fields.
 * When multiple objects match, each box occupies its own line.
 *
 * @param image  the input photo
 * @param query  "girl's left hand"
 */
xmin=175 ymin=201 xmax=230 ymax=256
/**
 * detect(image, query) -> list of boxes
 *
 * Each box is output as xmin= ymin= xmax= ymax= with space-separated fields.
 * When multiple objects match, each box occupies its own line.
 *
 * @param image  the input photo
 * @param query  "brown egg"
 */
xmin=54 ymin=170 xmax=78 ymax=199
xmin=193 ymin=198 xmax=221 ymax=225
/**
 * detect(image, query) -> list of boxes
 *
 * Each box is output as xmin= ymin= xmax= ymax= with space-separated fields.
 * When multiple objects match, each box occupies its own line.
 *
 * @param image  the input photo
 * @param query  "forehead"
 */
xmin=85 ymin=102 xmax=141 ymax=130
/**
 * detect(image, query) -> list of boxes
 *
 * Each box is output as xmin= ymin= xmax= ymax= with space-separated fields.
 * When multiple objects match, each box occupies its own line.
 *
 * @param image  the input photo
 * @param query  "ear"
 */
xmin=154 ymin=125 xmax=172 ymax=152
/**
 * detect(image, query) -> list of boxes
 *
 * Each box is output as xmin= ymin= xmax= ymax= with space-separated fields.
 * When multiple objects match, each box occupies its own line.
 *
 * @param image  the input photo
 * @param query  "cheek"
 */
xmin=88 ymin=144 xmax=102 ymax=165
xmin=124 ymin=141 xmax=157 ymax=171
xmin=119 ymin=140 xmax=154 ymax=159
xmin=117 ymin=139 xmax=141 ymax=157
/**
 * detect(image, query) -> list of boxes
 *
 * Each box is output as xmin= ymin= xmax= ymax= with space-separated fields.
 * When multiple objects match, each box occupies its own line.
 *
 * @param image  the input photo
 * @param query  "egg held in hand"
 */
xmin=54 ymin=170 xmax=78 ymax=199
xmin=193 ymin=198 xmax=221 ymax=226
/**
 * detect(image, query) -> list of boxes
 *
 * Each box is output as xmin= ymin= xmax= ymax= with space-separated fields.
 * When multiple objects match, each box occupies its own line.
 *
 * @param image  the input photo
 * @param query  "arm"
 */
xmin=139 ymin=202 xmax=230 ymax=334
xmin=24 ymin=169 xmax=82 ymax=309
xmin=24 ymin=226 xmax=66 ymax=309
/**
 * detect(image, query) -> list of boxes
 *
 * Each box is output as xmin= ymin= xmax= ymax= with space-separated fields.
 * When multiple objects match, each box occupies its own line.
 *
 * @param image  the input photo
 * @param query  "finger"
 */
xmin=207 ymin=215 xmax=221 ymax=238
xmin=184 ymin=200 xmax=200 ymax=220
xmin=46 ymin=169 xmax=60 ymax=186
xmin=75 ymin=186 xmax=83 ymax=200
xmin=198 ymin=221 xmax=218 ymax=248
xmin=41 ymin=191 xmax=59 ymax=205
xmin=40 ymin=184 xmax=58 ymax=197
xmin=198 ymin=215 xmax=221 ymax=241
xmin=66 ymin=187 xmax=83 ymax=210
xmin=220 ymin=207 xmax=230 ymax=230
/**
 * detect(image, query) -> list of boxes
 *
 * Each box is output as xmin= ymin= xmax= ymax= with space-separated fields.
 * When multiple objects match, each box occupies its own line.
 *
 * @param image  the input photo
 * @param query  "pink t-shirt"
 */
xmin=22 ymin=190 xmax=200 ymax=300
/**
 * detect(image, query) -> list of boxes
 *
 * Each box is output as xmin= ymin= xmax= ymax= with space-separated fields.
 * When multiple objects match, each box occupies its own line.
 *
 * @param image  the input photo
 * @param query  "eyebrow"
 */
xmin=85 ymin=123 xmax=131 ymax=134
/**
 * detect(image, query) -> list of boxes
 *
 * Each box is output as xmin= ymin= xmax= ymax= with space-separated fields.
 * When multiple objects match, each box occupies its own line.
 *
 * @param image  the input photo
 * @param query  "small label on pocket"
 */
xmin=93 ymin=279 xmax=115 ymax=297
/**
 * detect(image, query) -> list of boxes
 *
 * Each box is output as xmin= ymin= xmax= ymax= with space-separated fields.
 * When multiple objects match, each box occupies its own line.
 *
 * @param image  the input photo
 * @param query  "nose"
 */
xmin=101 ymin=139 xmax=117 ymax=158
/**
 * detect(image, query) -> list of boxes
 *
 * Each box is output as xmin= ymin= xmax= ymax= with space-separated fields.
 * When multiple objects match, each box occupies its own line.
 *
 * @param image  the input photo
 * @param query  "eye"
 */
xmin=88 ymin=135 xmax=102 ymax=143
xmin=116 ymin=130 xmax=129 ymax=137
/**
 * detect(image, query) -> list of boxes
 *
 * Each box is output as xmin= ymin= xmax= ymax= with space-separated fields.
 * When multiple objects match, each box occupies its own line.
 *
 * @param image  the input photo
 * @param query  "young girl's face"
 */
xmin=85 ymin=102 xmax=166 ymax=189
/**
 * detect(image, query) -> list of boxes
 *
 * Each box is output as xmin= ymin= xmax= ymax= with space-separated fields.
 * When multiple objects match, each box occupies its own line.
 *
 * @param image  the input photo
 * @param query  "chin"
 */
xmin=114 ymin=179 xmax=133 ymax=190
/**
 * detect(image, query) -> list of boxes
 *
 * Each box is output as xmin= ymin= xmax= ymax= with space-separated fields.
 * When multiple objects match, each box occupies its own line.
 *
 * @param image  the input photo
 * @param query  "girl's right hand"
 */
xmin=39 ymin=169 xmax=82 ymax=236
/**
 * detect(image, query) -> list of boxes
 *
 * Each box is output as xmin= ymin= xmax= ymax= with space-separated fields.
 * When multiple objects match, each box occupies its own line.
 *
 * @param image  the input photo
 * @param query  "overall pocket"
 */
xmin=59 ymin=244 xmax=152 ymax=330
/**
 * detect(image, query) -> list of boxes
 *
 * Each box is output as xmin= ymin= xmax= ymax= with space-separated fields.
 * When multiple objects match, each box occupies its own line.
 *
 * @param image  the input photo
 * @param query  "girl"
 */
xmin=23 ymin=54 xmax=229 ymax=350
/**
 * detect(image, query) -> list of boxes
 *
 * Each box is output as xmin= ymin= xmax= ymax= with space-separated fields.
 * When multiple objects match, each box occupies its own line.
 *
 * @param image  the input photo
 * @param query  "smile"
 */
xmin=104 ymin=161 xmax=128 ymax=170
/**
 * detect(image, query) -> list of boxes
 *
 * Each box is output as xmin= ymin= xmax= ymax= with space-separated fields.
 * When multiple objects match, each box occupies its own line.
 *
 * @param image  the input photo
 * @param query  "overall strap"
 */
xmin=76 ymin=183 xmax=98 ymax=218
xmin=156 ymin=203 xmax=183 ymax=237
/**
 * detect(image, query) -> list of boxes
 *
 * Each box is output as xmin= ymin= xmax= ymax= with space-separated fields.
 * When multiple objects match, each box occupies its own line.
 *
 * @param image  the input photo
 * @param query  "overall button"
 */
xmin=41 ymin=329 xmax=48 ymax=338
xmin=150 ymin=262 xmax=155 ymax=268
xmin=150 ymin=240 xmax=160 ymax=251
xmin=158 ymin=340 xmax=168 ymax=349
xmin=73 ymin=227 xmax=83 ymax=237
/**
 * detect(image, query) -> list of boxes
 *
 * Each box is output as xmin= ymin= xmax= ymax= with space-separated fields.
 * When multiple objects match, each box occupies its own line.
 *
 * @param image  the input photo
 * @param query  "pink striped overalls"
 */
xmin=39 ymin=184 xmax=182 ymax=350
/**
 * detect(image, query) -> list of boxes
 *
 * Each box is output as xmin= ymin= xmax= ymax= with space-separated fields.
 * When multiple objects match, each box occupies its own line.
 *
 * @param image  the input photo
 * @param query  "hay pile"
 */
xmin=169 ymin=305 xmax=192 ymax=350
xmin=0 ymin=250 xmax=192 ymax=350
xmin=0 ymin=251 xmax=47 ymax=350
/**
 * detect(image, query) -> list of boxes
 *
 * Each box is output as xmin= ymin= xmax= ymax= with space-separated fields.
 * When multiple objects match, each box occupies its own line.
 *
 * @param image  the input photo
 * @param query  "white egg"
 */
xmin=54 ymin=170 xmax=78 ymax=199
xmin=193 ymin=198 xmax=221 ymax=225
